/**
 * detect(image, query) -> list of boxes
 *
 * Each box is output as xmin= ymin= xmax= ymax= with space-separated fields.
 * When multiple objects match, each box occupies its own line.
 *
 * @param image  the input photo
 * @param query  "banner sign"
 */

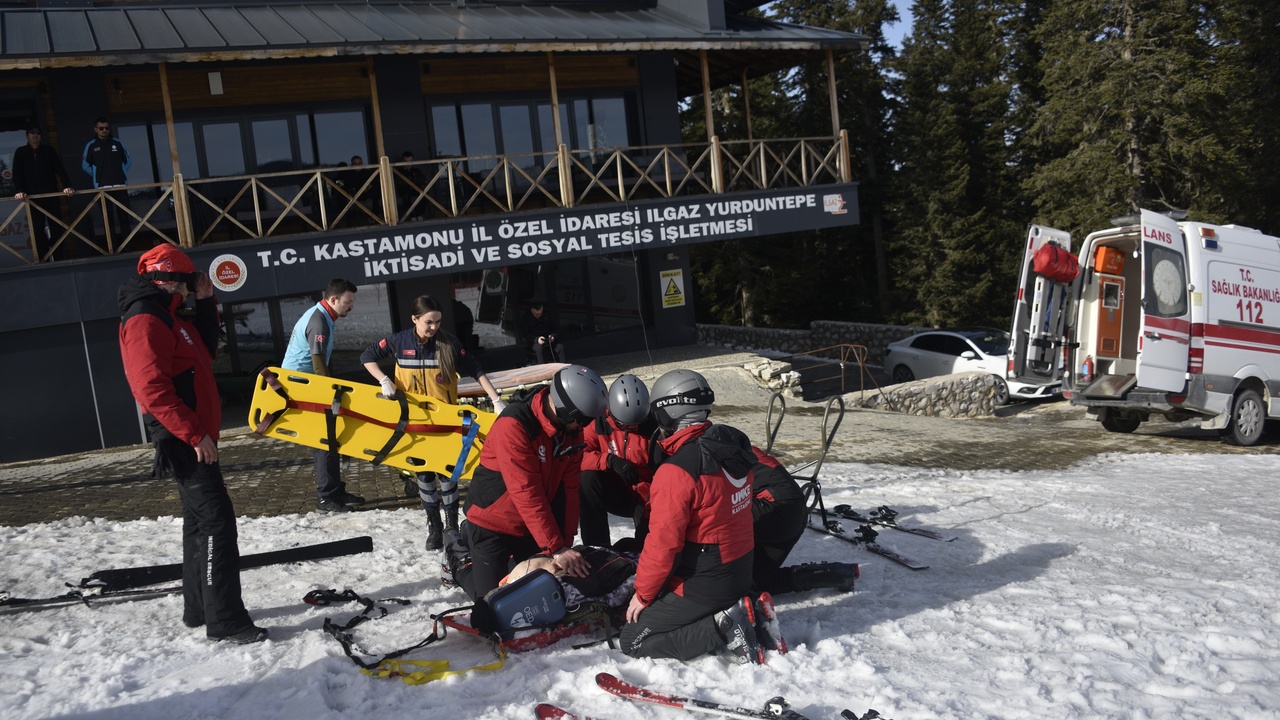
xmin=193 ymin=184 xmax=859 ymax=298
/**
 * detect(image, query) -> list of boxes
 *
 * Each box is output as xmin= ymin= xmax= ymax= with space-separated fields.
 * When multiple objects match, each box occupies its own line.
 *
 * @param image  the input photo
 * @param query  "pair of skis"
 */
xmin=828 ymin=505 xmax=953 ymax=542
xmin=0 ymin=536 xmax=373 ymax=613
xmin=536 ymin=673 xmax=889 ymax=720
xmin=805 ymin=509 xmax=929 ymax=570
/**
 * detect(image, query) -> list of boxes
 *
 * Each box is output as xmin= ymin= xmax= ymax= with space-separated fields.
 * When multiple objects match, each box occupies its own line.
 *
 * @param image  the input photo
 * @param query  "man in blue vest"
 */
xmin=282 ymin=278 xmax=363 ymax=513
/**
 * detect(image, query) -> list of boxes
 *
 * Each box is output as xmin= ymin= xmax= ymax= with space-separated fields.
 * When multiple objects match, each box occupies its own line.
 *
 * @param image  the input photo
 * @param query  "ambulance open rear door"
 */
xmin=1135 ymin=209 xmax=1191 ymax=392
xmin=1009 ymin=225 xmax=1074 ymax=386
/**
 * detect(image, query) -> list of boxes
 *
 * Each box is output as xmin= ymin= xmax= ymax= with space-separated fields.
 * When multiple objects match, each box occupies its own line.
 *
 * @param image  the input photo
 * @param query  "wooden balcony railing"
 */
xmin=0 ymin=131 xmax=850 ymax=265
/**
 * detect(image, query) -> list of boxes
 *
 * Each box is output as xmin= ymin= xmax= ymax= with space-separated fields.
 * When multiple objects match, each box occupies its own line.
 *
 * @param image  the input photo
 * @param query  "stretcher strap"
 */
xmin=324 ymin=386 xmax=348 ymax=452
xmin=253 ymin=368 xmax=292 ymax=436
xmin=369 ymin=391 xmax=411 ymax=466
xmin=279 ymin=399 xmax=466 ymax=435
xmin=365 ymin=650 xmax=506 ymax=686
xmin=446 ymin=413 xmax=481 ymax=486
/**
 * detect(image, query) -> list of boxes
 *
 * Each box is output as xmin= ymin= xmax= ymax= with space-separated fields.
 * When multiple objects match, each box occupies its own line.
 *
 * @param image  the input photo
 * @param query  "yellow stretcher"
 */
xmin=249 ymin=367 xmax=498 ymax=478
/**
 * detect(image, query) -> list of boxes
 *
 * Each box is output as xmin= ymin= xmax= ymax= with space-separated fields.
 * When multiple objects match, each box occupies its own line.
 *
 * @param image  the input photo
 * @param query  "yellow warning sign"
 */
xmin=661 ymin=269 xmax=685 ymax=308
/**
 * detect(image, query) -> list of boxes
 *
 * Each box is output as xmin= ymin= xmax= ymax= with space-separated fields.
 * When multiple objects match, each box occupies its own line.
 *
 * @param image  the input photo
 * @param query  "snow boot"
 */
xmin=752 ymin=592 xmax=788 ymax=654
xmin=715 ymin=596 xmax=763 ymax=665
xmin=441 ymin=529 xmax=469 ymax=588
xmin=425 ymin=506 xmax=444 ymax=551
xmin=789 ymin=562 xmax=859 ymax=593
xmin=444 ymin=505 xmax=459 ymax=535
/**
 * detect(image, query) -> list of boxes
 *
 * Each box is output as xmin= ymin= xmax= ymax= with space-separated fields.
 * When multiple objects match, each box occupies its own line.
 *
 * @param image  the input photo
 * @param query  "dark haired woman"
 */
xmin=361 ymin=295 xmax=505 ymax=549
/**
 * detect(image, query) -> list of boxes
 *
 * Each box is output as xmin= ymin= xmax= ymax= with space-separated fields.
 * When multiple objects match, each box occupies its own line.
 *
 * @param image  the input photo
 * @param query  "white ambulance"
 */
xmin=1009 ymin=209 xmax=1280 ymax=446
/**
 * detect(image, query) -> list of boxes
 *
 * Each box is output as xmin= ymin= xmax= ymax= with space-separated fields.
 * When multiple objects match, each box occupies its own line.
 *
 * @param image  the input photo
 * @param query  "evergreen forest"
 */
xmin=687 ymin=0 xmax=1280 ymax=331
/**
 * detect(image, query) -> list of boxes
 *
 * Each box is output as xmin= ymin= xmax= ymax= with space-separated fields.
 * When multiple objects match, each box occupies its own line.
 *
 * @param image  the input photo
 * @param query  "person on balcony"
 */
xmin=359 ymin=294 xmax=506 ymax=550
xmin=11 ymin=126 xmax=74 ymax=257
xmin=397 ymin=150 xmax=429 ymax=221
xmin=519 ymin=300 xmax=566 ymax=364
xmin=81 ymin=117 xmax=132 ymax=242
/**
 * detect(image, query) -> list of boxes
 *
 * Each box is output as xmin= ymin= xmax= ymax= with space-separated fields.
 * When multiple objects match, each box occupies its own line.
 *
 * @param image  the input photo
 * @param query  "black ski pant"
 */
xmin=314 ymin=448 xmax=346 ymax=501
xmin=618 ymin=591 xmax=731 ymax=661
xmin=578 ymin=469 xmax=647 ymax=547
xmin=459 ymin=520 xmax=542 ymax=603
xmin=751 ymin=501 xmax=806 ymax=594
xmin=157 ymin=436 xmax=254 ymax=637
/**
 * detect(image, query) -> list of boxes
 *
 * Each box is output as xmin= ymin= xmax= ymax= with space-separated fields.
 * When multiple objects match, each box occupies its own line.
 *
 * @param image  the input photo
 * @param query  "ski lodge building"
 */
xmin=0 ymin=0 xmax=864 ymax=461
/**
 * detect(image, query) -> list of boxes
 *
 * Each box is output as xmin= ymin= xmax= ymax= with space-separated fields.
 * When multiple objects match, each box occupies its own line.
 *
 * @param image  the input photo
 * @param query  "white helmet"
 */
xmin=650 ymin=369 xmax=715 ymax=431
xmin=609 ymin=374 xmax=650 ymax=426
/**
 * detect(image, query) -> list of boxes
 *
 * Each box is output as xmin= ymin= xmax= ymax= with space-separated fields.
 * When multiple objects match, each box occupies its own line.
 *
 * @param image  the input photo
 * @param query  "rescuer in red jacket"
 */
xmin=619 ymin=369 xmax=767 ymax=664
xmin=578 ymin=374 xmax=657 ymax=548
xmin=458 ymin=364 xmax=608 ymax=601
xmin=117 ymin=244 xmax=266 ymax=644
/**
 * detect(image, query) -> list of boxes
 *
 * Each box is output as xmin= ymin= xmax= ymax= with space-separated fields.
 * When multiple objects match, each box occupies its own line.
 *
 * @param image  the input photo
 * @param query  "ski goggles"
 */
xmin=146 ymin=270 xmax=201 ymax=293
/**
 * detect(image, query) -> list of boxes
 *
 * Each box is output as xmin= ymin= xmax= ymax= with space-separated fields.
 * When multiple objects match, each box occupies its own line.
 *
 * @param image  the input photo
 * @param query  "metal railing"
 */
xmin=0 ymin=131 xmax=850 ymax=264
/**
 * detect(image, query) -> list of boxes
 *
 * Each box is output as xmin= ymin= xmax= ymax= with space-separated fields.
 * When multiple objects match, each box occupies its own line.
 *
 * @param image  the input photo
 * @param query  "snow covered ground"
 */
xmin=3 ymin=454 xmax=1278 ymax=720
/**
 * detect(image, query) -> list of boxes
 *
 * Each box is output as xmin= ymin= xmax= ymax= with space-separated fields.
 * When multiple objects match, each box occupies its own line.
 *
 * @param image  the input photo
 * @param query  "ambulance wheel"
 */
xmin=1224 ymin=388 xmax=1266 ymax=446
xmin=1101 ymin=410 xmax=1141 ymax=434
xmin=991 ymin=377 xmax=1010 ymax=406
xmin=891 ymin=365 xmax=915 ymax=383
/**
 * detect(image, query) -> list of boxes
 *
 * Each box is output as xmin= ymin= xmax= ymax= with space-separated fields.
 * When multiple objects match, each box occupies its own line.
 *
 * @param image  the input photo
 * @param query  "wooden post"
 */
xmin=548 ymin=53 xmax=569 ymax=207
xmin=700 ymin=50 xmax=715 ymax=142
xmin=367 ymin=57 xmax=386 ymax=160
xmin=367 ymin=57 xmax=393 ymax=224
xmin=158 ymin=63 xmax=191 ymax=247
xmin=826 ymin=50 xmax=841 ymax=136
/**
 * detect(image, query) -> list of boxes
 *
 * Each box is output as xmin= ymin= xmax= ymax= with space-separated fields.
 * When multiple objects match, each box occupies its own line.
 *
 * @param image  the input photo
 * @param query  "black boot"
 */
xmin=425 ymin=506 xmax=444 ymax=550
xmin=787 ymin=562 xmax=859 ymax=593
xmin=444 ymin=505 xmax=459 ymax=535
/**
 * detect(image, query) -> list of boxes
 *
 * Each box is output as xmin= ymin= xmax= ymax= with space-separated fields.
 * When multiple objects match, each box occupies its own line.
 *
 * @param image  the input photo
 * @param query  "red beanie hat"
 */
xmin=137 ymin=244 xmax=196 ymax=280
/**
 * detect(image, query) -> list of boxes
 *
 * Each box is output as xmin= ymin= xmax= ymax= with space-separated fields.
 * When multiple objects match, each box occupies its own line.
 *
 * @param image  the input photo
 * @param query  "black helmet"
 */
xmin=650 ymin=369 xmax=715 ymax=431
xmin=549 ymin=365 xmax=608 ymax=427
xmin=608 ymin=374 xmax=650 ymax=426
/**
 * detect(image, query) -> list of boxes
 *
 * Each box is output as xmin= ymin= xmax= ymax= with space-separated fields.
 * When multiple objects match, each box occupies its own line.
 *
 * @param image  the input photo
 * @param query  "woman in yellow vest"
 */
xmin=361 ymin=295 xmax=506 ymax=549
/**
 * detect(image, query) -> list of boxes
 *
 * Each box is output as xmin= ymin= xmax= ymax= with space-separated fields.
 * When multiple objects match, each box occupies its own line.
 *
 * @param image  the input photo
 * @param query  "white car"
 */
xmin=883 ymin=328 xmax=1059 ymax=405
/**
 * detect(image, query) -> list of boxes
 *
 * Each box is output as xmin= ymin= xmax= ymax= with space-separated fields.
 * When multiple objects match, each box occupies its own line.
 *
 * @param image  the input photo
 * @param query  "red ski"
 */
xmin=535 ymin=703 xmax=603 ymax=720
xmin=594 ymin=672 xmax=809 ymax=720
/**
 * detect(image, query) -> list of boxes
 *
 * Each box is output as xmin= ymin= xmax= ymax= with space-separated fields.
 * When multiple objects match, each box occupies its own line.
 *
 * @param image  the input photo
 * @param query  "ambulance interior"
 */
xmin=1073 ymin=232 xmax=1143 ymax=389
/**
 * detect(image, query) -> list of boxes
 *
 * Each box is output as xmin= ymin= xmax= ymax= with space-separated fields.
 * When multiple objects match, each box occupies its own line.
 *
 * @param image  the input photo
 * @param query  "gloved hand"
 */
xmin=378 ymin=376 xmax=396 ymax=398
xmin=492 ymin=399 xmax=508 ymax=414
xmin=607 ymin=454 xmax=640 ymax=486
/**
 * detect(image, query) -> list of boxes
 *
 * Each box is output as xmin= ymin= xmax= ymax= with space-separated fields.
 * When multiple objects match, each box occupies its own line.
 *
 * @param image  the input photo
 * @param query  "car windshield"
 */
xmin=960 ymin=329 xmax=1010 ymax=356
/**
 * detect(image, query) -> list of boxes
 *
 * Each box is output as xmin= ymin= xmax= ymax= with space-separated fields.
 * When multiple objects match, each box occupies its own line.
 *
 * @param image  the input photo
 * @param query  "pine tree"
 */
xmin=889 ymin=0 xmax=1022 ymax=327
xmin=1026 ymin=0 xmax=1243 ymax=232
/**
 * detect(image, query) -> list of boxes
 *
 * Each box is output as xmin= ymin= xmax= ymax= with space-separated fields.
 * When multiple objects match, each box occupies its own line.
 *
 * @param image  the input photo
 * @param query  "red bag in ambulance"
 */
xmin=1032 ymin=241 xmax=1080 ymax=283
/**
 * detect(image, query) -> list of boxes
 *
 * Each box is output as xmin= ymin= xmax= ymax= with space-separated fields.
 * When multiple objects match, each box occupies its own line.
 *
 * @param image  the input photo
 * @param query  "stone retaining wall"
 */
xmin=849 ymin=371 xmax=997 ymax=418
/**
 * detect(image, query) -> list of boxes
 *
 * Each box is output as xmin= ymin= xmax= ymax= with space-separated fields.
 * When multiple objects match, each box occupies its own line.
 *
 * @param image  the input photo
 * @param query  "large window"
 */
xmin=428 ymin=94 xmax=634 ymax=169
xmin=118 ymin=108 xmax=370 ymax=184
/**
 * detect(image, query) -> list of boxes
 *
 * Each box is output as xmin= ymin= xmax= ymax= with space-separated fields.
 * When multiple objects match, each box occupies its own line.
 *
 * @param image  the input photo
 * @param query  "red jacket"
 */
xmin=463 ymin=387 xmax=584 ymax=554
xmin=633 ymin=423 xmax=755 ymax=608
xmin=581 ymin=412 xmax=655 ymax=503
xmin=117 ymin=276 xmax=221 ymax=447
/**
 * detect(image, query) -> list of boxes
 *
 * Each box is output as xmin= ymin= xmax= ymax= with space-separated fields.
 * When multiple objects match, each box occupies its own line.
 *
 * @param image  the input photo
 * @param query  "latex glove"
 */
xmin=378 ymin=376 xmax=397 ymax=397
xmin=492 ymin=398 xmax=508 ymax=414
xmin=607 ymin=454 xmax=640 ymax=486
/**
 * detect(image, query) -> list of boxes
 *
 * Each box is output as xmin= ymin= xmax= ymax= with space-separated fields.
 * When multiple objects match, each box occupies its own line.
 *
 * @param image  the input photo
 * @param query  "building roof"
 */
xmin=0 ymin=2 xmax=866 ymax=92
